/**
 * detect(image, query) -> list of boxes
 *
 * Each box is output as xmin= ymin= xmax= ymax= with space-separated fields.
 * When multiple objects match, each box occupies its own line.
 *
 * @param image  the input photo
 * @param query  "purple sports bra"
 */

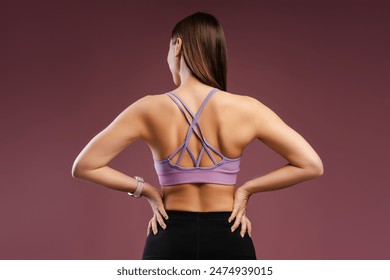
xmin=153 ymin=88 xmax=241 ymax=186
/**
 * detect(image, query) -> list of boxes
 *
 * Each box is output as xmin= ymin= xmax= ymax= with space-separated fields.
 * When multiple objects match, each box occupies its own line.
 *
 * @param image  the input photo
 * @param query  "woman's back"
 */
xmin=139 ymin=85 xmax=259 ymax=211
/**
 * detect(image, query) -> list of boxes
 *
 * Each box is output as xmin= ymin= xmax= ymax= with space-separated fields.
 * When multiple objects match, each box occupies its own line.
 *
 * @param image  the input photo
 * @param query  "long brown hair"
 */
xmin=171 ymin=12 xmax=227 ymax=91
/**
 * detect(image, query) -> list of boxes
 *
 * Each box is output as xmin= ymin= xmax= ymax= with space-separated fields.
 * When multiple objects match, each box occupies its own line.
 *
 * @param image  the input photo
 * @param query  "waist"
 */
xmin=162 ymin=184 xmax=235 ymax=212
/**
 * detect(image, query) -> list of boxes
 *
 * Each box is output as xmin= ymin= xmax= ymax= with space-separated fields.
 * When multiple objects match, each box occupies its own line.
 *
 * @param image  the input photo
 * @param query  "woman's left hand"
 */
xmin=228 ymin=187 xmax=252 ymax=237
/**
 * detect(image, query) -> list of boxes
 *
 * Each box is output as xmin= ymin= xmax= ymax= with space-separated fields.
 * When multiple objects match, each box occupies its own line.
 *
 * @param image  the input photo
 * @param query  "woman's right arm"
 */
xmin=71 ymin=95 xmax=169 ymax=233
xmin=229 ymin=97 xmax=324 ymax=231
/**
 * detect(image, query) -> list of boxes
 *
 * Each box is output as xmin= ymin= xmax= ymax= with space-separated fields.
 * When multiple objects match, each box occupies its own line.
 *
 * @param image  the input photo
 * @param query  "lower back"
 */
xmin=162 ymin=184 xmax=235 ymax=212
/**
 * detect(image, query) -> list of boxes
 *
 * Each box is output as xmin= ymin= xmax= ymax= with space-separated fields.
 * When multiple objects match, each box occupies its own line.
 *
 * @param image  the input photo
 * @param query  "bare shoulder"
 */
xmin=126 ymin=93 xmax=167 ymax=110
xmin=218 ymin=90 xmax=289 ymax=142
xmin=219 ymin=90 xmax=276 ymax=119
xmin=119 ymin=93 xmax=170 ymax=120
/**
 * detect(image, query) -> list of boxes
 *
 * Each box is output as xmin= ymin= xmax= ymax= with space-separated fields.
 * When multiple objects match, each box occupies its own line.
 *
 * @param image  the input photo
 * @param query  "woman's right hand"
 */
xmin=142 ymin=183 xmax=169 ymax=236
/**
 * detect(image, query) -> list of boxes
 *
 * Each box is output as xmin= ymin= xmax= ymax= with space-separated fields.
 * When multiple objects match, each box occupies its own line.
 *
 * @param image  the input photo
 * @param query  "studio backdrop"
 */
xmin=1 ymin=0 xmax=389 ymax=259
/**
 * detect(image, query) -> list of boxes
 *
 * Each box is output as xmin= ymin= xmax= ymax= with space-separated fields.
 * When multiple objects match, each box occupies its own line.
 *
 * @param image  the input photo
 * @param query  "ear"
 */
xmin=175 ymin=38 xmax=183 ymax=57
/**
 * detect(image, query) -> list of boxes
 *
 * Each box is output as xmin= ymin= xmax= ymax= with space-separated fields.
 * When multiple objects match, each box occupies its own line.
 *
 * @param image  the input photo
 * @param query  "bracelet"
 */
xmin=128 ymin=176 xmax=144 ymax=198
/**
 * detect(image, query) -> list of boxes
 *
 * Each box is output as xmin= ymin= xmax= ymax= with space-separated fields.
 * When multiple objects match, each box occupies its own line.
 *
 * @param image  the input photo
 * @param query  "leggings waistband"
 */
xmin=165 ymin=210 xmax=232 ymax=221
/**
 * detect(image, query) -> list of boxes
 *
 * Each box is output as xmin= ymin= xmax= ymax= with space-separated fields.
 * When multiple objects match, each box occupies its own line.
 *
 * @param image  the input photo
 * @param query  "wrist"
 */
xmin=240 ymin=183 xmax=254 ymax=197
xmin=128 ymin=176 xmax=144 ymax=198
xmin=141 ymin=182 xmax=158 ymax=198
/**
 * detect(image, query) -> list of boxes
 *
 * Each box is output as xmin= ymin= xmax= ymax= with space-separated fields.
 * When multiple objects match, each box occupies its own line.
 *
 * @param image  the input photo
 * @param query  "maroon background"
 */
xmin=1 ymin=0 xmax=389 ymax=259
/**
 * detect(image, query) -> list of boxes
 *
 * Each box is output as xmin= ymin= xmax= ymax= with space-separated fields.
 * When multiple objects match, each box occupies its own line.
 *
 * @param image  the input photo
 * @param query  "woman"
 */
xmin=72 ymin=12 xmax=323 ymax=260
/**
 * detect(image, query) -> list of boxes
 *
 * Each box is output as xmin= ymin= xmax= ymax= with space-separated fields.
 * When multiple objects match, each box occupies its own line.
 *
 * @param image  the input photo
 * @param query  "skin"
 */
xmin=72 ymin=38 xmax=324 ymax=239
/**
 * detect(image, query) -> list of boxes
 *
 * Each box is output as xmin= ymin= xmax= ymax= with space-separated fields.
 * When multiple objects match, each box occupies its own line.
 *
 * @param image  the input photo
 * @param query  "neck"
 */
xmin=177 ymin=57 xmax=209 ymax=91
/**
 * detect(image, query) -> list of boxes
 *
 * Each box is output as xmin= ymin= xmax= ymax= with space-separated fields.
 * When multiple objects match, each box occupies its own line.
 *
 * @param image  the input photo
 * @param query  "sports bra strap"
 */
xmin=166 ymin=93 xmax=208 ymax=162
xmin=172 ymin=88 xmax=218 ymax=121
xmin=165 ymin=88 xmax=225 ymax=167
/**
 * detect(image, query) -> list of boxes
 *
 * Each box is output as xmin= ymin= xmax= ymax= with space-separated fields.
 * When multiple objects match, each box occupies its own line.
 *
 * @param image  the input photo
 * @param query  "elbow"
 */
xmin=71 ymin=159 xmax=98 ymax=179
xmin=294 ymin=157 xmax=323 ymax=179
xmin=307 ymin=159 xmax=324 ymax=178
xmin=71 ymin=164 xmax=80 ymax=179
xmin=71 ymin=161 xmax=84 ymax=179
xmin=312 ymin=165 xmax=324 ymax=178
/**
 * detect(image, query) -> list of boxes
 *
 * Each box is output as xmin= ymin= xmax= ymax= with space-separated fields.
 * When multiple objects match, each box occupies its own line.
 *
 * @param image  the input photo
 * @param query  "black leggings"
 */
xmin=142 ymin=210 xmax=257 ymax=260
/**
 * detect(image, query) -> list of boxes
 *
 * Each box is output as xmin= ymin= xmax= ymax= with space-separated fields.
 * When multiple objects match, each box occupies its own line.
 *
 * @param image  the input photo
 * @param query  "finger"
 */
xmin=157 ymin=218 xmax=167 ymax=230
xmin=247 ymin=218 xmax=252 ymax=237
xmin=228 ymin=206 xmax=239 ymax=223
xmin=158 ymin=206 xmax=169 ymax=220
xmin=155 ymin=212 xmax=167 ymax=230
xmin=240 ymin=216 xmax=247 ymax=238
xmin=147 ymin=220 xmax=151 ymax=236
xmin=151 ymin=216 xmax=158 ymax=235
xmin=231 ymin=210 xmax=245 ymax=232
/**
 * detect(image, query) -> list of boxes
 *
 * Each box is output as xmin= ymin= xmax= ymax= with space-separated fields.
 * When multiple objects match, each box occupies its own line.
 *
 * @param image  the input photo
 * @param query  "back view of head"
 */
xmin=171 ymin=12 xmax=227 ymax=91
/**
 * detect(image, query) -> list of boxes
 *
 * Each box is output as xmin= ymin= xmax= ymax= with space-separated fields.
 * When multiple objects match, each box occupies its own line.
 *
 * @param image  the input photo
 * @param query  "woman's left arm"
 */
xmin=71 ymin=96 xmax=168 ymax=226
xmin=228 ymin=97 xmax=324 ymax=233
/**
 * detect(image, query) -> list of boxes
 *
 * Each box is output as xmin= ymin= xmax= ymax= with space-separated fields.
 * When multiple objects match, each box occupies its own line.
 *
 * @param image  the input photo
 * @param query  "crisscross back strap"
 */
xmin=166 ymin=88 xmax=224 ymax=167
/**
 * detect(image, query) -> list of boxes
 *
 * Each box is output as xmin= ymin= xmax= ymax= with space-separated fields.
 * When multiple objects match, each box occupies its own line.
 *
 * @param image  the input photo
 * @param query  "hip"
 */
xmin=142 ymin=210 xmax=257 ymax=260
